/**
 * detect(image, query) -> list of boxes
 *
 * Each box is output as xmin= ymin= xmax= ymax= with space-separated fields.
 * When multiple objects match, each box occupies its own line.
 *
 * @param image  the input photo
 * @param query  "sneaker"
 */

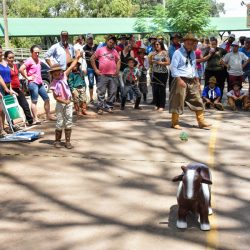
xmin=107 ymin=108 xmax=113 ymax=113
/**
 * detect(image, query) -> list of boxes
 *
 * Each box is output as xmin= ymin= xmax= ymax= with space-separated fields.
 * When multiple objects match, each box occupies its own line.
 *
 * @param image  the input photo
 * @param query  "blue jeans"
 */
xmin=28 ymin=82 xmax=49 ymax=103
xmin=87 ymin=68 xmax=97 ymax=89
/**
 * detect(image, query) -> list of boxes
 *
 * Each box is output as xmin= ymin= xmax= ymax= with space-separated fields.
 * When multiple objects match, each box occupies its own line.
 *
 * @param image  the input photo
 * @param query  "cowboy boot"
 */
xmin=54 ymin=129 xmax=62 ymax=148
xmin=81 ymin=102 xmax=88 ymax=115
xmin=195 ymin=110 xmax=212 ymax=129
xmin=171 ymin=113 xmax=182 ymax=130
xmin=228 ymin=97 xmax=236 ymax=111
xmin=65 ymin=128 xmax=73 ymax=149
xmin=120 ymin=97 xmax=126 ymax=110
xmin=134 ymin=97 xmax=142 ymax=109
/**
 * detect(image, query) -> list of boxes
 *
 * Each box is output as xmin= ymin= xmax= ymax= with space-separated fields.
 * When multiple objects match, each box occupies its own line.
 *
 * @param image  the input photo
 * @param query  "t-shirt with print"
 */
xmin=204 ymin=47 xmax=227 ymax=71
xmin=94 ymin=46 xmax=120 ymax=75
xmin=152 ymin=51 xmax=169 ymax=73
xmin=223 ymin=52 xmax=249 ymax=76
xmin=24 ymin=57 xmax=43 ymax=84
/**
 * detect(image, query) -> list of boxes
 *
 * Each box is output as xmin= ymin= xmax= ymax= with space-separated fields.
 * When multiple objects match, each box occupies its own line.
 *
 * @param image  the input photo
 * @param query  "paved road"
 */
xmin=0 ymin=89 xmax=250 ymax=250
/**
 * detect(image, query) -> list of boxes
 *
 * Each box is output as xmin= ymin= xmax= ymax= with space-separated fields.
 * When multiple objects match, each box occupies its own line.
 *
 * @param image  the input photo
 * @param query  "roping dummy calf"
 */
xmin=172 ymin=162 xmax=213 ymax=231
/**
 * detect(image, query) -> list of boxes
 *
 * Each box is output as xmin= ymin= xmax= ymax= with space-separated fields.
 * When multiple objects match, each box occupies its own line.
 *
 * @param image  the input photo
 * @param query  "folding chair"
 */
xmin=0 ymin=94 xmax=44 ymax=142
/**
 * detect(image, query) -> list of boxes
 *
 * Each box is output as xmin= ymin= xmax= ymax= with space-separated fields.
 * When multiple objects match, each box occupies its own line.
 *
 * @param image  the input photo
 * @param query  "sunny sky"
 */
xmin=220 ymin=0 xmax=246 ymax=17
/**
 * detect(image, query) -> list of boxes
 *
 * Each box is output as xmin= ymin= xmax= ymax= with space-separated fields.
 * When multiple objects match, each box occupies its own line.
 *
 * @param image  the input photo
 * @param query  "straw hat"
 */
xmin=49 ymin=64 xmax=63 ymax=72
xmin=183 ymin=33 xmax=198 ymax=42
xmin=208 ymin=76 xmax=217 ymax=84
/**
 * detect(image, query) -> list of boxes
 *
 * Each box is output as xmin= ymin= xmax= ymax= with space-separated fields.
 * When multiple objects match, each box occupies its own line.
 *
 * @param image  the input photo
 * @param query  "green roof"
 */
xmin=0 ymin=17 xmax=248 ymax=37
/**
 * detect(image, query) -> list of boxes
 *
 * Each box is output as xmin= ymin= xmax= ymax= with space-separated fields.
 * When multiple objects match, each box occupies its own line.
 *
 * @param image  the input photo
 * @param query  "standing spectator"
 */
xmin=221 ymin=41 xmax=250 ymax=91
xmin=220 ymin=34 xmax=235 ymax=52
xmin=118 ymin=42 xmax=134 ymax=102
xmin=149 ymin=41 xmax=170 ymax=111
xmin=194 ymin=40 xmax=203 ymax=82
xmin=83 ymin=33 xmax=98 ymax=104
xmin=169 ymin=33 xmax=211 ymax=130
xmin=0 ymin=76 xmax=11 ymax=137
xmin=146 ymin=35 xmax=157 ymax=55
xmin=168 ymin=33 xmax=181 ymax=91
xmin=116 ymin=35 xmax=128 ymax=53
xmin=136 ymin=48 xmax=149 ymax=103
xmin=239 ymin=36 xmax=246 ymax=48
xmin=239 ymin=37 xmax=250 ymax=97
xmin=5 ymin=51 xmax=33 ymax=125
xmin=0 ymin=45 xmax=14 ymax=134
xmin=121 ymin=57 xmax=141 ymax=110
xmin=202 ymin=38 xmax=227 ymax=97
xmin=67 ymin=60 xmax=88 ymax=116
xmin=74 ymin=35 xmax=85 ymax=52
xmin=45 ymin=31 xmax=75 ymax=70
xmin=20 ymin=45 xmax=55 ymax=124
xmin=90 ymin=35 xmax=121 ymax=115
xmin=129 ymin=35 xmax=146 ymax=58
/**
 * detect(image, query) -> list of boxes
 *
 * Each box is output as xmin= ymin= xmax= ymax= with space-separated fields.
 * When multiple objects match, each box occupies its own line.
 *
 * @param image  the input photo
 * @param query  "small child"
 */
xmin=202 ymin=76 xmax=224 ymax=110
xmin=136 ymin=48 xmax=149 ymax=103
xmin=67 ymin=59 xmax=88 ymax=117
xmin=49 ymin=52 xmax=81 ymax=149
xmin=121 ymin=57 xmax=142 ymax=110
xmin=227 ymin=82 xmax=250 ymax=111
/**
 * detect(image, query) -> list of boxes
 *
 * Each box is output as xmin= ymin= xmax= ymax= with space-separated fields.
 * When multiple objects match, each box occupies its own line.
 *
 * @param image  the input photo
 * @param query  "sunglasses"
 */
xmin=155 ymin=44 xmax=160 ymax=46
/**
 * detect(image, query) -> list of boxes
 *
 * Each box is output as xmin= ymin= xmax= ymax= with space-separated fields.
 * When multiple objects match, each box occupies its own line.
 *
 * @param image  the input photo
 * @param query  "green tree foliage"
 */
xmin=166 ymin=0 xmax=211 ymax=34
xmin=209 ymin=0 xmax=225 ymax=17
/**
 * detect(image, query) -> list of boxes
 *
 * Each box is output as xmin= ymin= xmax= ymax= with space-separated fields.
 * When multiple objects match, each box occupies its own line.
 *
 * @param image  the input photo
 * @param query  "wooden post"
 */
xmin=2 ymin=0 xmax=10 ymax=48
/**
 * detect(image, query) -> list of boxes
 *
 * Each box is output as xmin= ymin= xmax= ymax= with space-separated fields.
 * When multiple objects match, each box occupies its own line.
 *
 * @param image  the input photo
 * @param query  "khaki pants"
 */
xmin=169 ymin=77 xmax=204 ymax=115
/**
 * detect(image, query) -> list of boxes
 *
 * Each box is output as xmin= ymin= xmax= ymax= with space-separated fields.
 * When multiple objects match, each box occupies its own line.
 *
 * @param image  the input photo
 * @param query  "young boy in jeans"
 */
xmin=121 ymin=57 xmax=142 ymax=110
xmin=202 ymin=76 xmax=224 ymax=110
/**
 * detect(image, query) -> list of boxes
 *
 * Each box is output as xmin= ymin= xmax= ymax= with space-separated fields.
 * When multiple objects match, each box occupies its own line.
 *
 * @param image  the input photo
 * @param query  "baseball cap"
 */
xmin=86 ymin=33 xmax=94 ymax=39
xmin=229 ymin=34 xmax=235 ymax=39
xmin=232 ymin=41 xmax=239 ymax=46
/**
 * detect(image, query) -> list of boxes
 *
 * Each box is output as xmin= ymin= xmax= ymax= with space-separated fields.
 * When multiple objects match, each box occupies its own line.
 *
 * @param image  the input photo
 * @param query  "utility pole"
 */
xmin=2 ymin=0 xmax=10 ymax=48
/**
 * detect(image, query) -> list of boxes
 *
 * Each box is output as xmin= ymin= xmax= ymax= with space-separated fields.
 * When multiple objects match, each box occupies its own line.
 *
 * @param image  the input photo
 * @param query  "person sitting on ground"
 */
xmin=226 ymin=82 xmax=250 ymax=111
xmin=67 ymin=59 xmax=88 ymax=117
xmin=202 ymin=76 xmax=224 ymax=110
xmin=49 ymin=51 xmax=81 ymax=149
xmin=121 ymin=57 xmax=141 ymax=110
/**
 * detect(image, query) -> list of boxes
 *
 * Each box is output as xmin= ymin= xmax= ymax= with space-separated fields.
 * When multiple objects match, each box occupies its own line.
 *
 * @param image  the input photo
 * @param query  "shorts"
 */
xmin=28 ymin=82 xmax=49 ymax=103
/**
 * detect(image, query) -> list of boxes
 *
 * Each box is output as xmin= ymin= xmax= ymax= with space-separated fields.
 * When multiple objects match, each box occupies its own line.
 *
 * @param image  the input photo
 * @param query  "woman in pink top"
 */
xmin=20 ymin=45 xmax=55 ymax=124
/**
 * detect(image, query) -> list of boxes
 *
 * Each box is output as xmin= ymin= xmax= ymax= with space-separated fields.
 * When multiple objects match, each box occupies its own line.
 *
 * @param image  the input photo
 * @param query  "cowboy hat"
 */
xmin=49 ymin=64 xmax=63 ymax=72
xmin=208 ymin=76 xmax=217 ymax=84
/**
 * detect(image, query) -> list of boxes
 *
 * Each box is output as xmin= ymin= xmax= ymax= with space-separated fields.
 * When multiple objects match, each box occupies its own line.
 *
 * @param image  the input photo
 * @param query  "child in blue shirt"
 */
xmin=202 ymin=76 xmax=224 ymax=110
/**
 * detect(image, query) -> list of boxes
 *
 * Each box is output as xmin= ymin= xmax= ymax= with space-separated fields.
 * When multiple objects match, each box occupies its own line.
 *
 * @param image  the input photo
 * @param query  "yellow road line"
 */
xmin=206 ymin=115 xmax=221 ymax=250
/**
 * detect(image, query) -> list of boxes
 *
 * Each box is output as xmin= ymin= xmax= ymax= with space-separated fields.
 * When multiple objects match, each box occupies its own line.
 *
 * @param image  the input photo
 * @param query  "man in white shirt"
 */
xmin=222 ymin=41 xmax=250 ymax=91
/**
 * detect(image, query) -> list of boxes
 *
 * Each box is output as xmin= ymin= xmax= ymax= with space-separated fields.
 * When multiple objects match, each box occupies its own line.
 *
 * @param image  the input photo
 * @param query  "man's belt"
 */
xmin=180 ymin=77 xmax=196 ymax=83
